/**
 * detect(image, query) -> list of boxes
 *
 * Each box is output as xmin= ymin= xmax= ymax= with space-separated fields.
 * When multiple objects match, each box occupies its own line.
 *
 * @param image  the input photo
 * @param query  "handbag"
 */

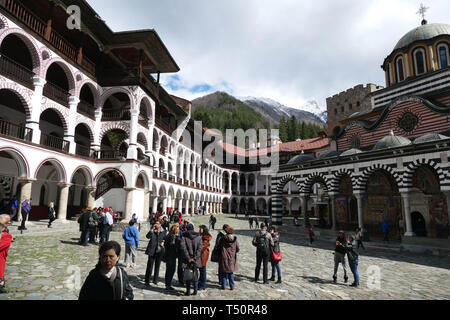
xmin=271 ymin=249 xmax=282 ymax=262
xmin=183 ymin=266 xmax=195 ymax=282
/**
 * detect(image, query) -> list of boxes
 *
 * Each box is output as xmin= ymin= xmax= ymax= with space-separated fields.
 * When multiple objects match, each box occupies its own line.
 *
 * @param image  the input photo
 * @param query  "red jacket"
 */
xmin=200 ymin=235 xmax=212 ymax=267
xmin=0 ymin=230 xmax=13 ymax=279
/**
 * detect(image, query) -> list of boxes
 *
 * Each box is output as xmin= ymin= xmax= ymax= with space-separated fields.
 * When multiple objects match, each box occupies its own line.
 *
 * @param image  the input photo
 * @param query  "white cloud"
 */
xmin=88 ymin=0 xmax=450 ymax=110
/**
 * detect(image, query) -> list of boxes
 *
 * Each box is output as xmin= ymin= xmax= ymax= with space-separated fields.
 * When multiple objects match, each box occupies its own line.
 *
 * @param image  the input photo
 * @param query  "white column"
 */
xmin=92 ymin=110 xmax=102 ymax=158
xmin=191 ymin=164 xmax=196 ymax=187
xmin=405 ymin=53 xmax=411 ymax=77
xmin=301 ymin=194 xmax=308 ymax=226
xmin=245 ymin=175 xmax=249 ymax=194
xmin=255 ymin=175 xmax=258 ymax=196
xmin=179 ymin=160 xmax=184 ymax=184
xmin=162 ymin=196 xmax=168 ymax=214
xmin=152 ymin=196 xmax=158 ymax=214
xmin=288 ymin=198 xmax=292 ymax=216
xmin=86 ymin=187 xmax=96 ymax=209
xmin=401 ymin=192 xmax=415 ymax=236
xmin=123 ymin=187 xmax=136 ymax=221
xmin=228 ymin=173 xmax=232 ymax=194
xmin=57 ymin=183 xmax=71 ymax=221
xmin=329 ymin=193 xmax=337 ymax=231
xmin=178 ymin=198 xmax=183 ymax=212
xmin=429 ymin=45 xmax=435 ymax=71
xmin=237 ymin=174 xmax=241 ymax=195
xmin=67 ymin=96 xmax=80 ymax=154
xmin=266 ymin=175 xmax=270 ymax=196
xmin=143 ymin=190 xmax=150 ymax=219
xmin=28 ymin=76 xmax=47 ymax=144
xmin=185 ymin=200 xmax=190 ymax=216
xmin=17 ymin=179 xmax=34 ymax=222
xmin=127 ymin=109 xmax=139 ymax=160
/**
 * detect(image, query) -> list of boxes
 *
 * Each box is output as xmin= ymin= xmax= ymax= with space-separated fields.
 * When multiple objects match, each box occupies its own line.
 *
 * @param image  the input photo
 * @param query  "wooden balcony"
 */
xmin=75 ymin=144 xmax=91 ymax=158
xmin=155 ymin=117 xmax=171 ymax=135
xmin=102 ymin=109 xmax=131 ymax=122
xmin=0 ymin=119 xmax=32 ymax=141
xmin=99 ymin=150 xmax=126 ymax=160
xmin=40 ymin=132 xmax=69 ymax=152
xmin=0 ymin=54 xmax=34 ymax=89
xmin=43 ymin=82 xmax=69 ymax=107
xmin=0 ymin=0 xmax=96 ymax=77
xmin=77 ymin=100 xmax=96 ymax=120
xmin=138 ymin=117 xmax=149 ymax=129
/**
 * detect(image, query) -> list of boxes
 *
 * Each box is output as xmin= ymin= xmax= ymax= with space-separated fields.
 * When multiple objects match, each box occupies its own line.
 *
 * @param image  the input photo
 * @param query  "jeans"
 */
xmin=219 ymin=273 xmax=235 ymax=289
xmin=357 ymin=240 xmax=365 ymax=250
xmin=271 ymin=261 xmax=282 ymax=279
xmin=255 ymin=251 xmax=269 ymax=282
xmin=101 ymin=225 xmax=111 ymax=243
xmin=80 ymin=230 xmax=90 ymax=246
xmin=9 ymin=208 xmax=17 ymax=221
xmin=198 ymin=266 xmax=207 ymax=289
xmin=348 ymin=259 xmax=360 ymax=285
xmin=20 ymin=211 xmax=28 ymax=229
xmin=124 ymin=244 xmax=137 ymax=264
xmin=165 ymin=258 xmax=177 ymax=288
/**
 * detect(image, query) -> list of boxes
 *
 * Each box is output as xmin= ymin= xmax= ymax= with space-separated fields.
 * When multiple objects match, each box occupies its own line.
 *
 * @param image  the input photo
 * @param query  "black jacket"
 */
xmin=78 ymin=211 xmax=91 ymax=232
xmin=78 ymin=266 xmax=134 ymax=300
xmin=48 ymin=207 xmax=55 ymax=220
xmin=145 ymin=230 xmax=167 ymax=256
xmin=163 ymin=233 xmax=178 ymax=262
xmin=335 ymin=237 xmax=347 ymax=254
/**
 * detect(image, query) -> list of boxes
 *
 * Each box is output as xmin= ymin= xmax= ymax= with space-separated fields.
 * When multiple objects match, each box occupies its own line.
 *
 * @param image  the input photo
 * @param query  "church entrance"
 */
xmin=411 ymin=212 xmax=427 ymax=237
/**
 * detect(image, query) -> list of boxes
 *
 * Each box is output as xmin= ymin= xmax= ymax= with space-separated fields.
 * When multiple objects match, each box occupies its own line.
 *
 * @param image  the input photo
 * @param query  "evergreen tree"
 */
xmin=279 ymin=117 xmax=289 ymax=142
xmin=288 ymin=116 xmax=297 ymax=142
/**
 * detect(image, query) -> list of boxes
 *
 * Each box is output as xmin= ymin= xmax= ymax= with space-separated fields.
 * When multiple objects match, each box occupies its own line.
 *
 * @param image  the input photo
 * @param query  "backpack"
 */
xmin=88 ymin=212 xmax=97 ymax=228
xmin=257 ymin=231 xmax=270 ymax=256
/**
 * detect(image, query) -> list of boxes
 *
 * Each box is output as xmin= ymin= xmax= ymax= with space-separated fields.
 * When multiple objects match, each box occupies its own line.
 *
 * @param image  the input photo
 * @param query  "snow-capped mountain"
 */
xmin=238 ymin=96 xmax=326 ymax=125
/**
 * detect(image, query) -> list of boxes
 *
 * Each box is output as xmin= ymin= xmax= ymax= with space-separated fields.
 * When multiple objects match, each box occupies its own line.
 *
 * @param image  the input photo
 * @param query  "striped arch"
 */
xmin=330 ymin=169 xmax=356 ymax=193
xmin=0 ymin=146 xmax=30 ymax=178
xmin=40 ymin=104 xmax=70 ymax=134
xmin=0 ymin=27 xmax=41 ymax=74
xmin=274 ymin=175 xmax=302 ymax=194
xmin=136 ymin=170 xmax=150 ymax=190
xmin=70 ymin=165 xmax=94 ymax=187
xmin=356 ymin=163 xmax=401 ymax=192
xmin=94 ymin=168 xmax=127 ymax=187
xmin=0 ymin=14 xmax=9 ymax=30
xmin=100 ymin=123 xmax=131 ymax=142
xmin=303 ymin=172 xmax=331 ymax=194
xmin=100 ymin=87 xmax=135 ymax=110
xmin=34 ymin=158 xmax=67 ymax=183
xmin=0 ymin=82 xmax=33 ymax=120
xmin=402 ymin=158 xmax=445 ymax=190
xmin=76 ymin=78 xmax=101 ymax=107
xmin=41 ymin=58 xmax=76 ymax=94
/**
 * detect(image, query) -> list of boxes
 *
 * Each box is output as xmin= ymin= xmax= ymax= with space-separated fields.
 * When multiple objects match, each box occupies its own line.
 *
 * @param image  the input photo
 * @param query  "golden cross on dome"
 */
xmin=417 ymin=3 xmax=429 ymax=21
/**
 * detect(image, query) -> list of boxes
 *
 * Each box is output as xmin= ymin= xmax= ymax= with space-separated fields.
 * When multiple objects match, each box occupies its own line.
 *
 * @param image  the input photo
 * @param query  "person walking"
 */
xmin=211 ymin=224 xmax=230 ymax=284
xmin=144 ymin=221 xmax=166 ymax=286
xmin=209 ymin=214 xmax=217 ymax=231
xmin=97 ymin=211 xmax=105 ymax=243
xmin=88 ymin=208 xmax=99 ymax=244
xmin=163 ymin=224 xmax=179 ymax=291
xmin=249 ymin=216 xmax=254 ymax=229
xmin=218 ymin=226 xmax=239 ymax=290
xmin=78 ymin=209 xmax=91 ymax=246
xmin=355 ymin=227 xmax=365 ymax=250
xmin=333 ymin=230 xmax=348 ymax=284
xmin=382 ymin=222 xmax=389 ymax=243
xmin=122 ymin=220 xmax=139 ymax=268
xmin=79 ymin=241 xmax=134 ymax=300
xmin=180 ymin=223 xmax=202 ymax=296
xmin=254 ymin=216 xmax=259 ymax=229
xmin=252 ymin=223 xmax=274 ymax=284
xmin=198 ymin=225 xmax=212 ymax=291
xmin=269 ymin=226 xmax=282 ymax=284
xmin=19 ymin=198 xmax=31 ymax=231
xmin=0 ymin=214 xmax=14 ymax=294
xmin=47 ymin=202 xmax=56 ymax=228
xmin=9 ymin=196 xmax=17 ymax=223
xmin=308 ymin=227 xmax=315 ymax=246
xmin=347 ymin=235 xmax=360 ymax=287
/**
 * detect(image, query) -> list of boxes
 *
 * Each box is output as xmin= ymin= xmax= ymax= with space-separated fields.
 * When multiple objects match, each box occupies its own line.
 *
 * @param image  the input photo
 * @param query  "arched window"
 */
xmin=395 ymin=56 xmax=405 ymax=82
xmin=413 ymin=48 xmax=427 ymax=75
xmin=437 ymin=43 xmax=449 ymax=69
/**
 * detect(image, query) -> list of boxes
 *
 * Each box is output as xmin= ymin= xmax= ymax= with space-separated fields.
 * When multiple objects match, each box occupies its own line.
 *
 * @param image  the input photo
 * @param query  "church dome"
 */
xmin=414 ymin=133 xmax=449 ymax=144
xmin=319 ymin=150 xmax=341 ymax=159
xmin=340 ymin=148 xmax=362 ymax=157
xmin=394 ymin=23 xmax=450 ymax=50
xmin=287 ymin=154 xmax=315 ymax=165
xmin=372 ymin=131 xmax=412 ymax=151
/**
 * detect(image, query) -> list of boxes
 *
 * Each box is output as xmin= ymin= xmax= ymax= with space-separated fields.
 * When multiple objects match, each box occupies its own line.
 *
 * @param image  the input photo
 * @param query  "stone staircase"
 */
xmin=8 ymin=220 xmax=80 ymax=238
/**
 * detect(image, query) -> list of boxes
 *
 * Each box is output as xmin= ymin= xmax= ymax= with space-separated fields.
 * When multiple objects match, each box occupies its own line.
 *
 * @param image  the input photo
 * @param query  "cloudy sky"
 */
xmin=88 ymin=0 xmax=450 ymax=111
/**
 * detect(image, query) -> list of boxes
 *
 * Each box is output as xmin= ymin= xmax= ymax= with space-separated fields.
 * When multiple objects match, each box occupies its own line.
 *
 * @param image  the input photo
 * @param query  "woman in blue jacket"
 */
xmin=122 ymin=219 xmax=139 ymax=268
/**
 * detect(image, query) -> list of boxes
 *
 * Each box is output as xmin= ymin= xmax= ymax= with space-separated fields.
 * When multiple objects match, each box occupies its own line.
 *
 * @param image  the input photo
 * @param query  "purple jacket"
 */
xmin=21 ymin=200 xmax=30 ymax=213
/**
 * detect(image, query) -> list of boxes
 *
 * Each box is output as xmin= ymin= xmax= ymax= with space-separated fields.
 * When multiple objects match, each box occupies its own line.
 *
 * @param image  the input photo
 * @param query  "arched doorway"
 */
xmin=0 ymin=89 xmax=30 ymax=141
xmin=39 ymin=109 xmax=68 ymax=151
xmin=100 ymin=129 xmax=128 ymax=159
xmin=74 ymin=123 xmax=92 ymax=157
xmin=95 ymin=170 xmax=125 ymax=214
xmin=411 ymin=212 xmax=427 ymax=237
xmin=68 ymin=168 xmax=91 ymax=219
xmin=335 ymin=174 xmax=358 ymax=230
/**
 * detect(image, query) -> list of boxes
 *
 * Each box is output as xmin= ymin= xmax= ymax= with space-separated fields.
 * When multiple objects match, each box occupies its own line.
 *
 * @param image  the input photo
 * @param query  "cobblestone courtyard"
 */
xmin=1 ymin=215 xmax=449 ymax=300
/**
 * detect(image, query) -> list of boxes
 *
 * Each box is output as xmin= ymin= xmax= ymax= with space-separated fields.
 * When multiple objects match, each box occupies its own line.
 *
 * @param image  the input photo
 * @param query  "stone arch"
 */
xmin=100 ymin=87 xmax=134 ymax=110
xmin=0 ymin=14 xmax=9 ymax=29
xmin=0 ymin=27 xmax=41 ymax=74
xmin=74 ymin=121 xmax=94 ymax=143
xmin=0 ymin=146 xmax=29 ymax=177
xmin=94 ymin=168 xmax=127 ymax=187
xmin=136 ymin=171 xmax=150 ymax=190
xmin=303 ymin=173 xmax=331 ymax=194
xmin=357 ymin=164 xmax=401 ymax=192
xmin=77 ymin=79 xmax=101 ymax=107
xmin=70 ymin=165 xmax=94 ymax=187
xmin=275 ymin=175 xmax=302 ymax=194
xmin=39 ymin=105 xmax=70 ymax=134
xmin=402 ymin=159 xmax=445 ymax=190
xmin=0 ymin=83 xmax=33 ymax=120
xmin=100 ymin=123 xmax=131 ymax=142
xmin=34 ymin=158 xmax=67 ymax=183
xmin=137 ymin=131 xmax=148 ymax=151
xmin=331 ymin=169 xmax=356 ymax=193
xmin=138 ymin=95 xmax=155 ymax=122
xmin=42 ymin=58 xmax=76 ymax=94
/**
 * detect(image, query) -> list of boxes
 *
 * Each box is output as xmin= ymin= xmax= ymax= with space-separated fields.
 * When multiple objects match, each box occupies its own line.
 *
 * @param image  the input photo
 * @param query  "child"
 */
xmin=308 ymin=227 xmax=314 ymax=245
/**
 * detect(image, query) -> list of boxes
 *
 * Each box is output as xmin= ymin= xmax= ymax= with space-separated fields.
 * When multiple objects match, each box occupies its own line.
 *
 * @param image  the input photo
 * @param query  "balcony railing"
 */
xmin=99 ymin=150 xmax=126 ymax=160
xmin=0 ymin=54 xmax=34 ymax=89
xmin=155 ymin=118 xmax=171 ymax=134
xmin=77 ymin=100 xmax=96 ymax=120
xmin=0 ymin=0 xmax=96 ymax=77
xmin=75 ymin=144 xmax=91 ymax=158
xmin=138 ymin=117 xmax=149 ymax=129
xmin=102 ymin=109 xmax=131 ymax=122
xmin=43 ymin=82 xmax=69 ymax=107
xmin=0 ymin=119 xmax=32 ymax=141
xmin=40 ymin=133 xmax=69 ymax=152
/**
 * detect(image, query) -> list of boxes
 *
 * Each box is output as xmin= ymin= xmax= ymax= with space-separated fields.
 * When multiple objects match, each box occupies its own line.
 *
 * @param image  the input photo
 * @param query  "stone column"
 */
xmin=237 ymin=174 xmax=241 ymax=195
xmin=179 ymin=160 xmax=184 ymax=184
xmin=178 ymin=198 xmax=183 ymax=212
xmin=127 ymin=109 xmax=139 ymax=160
xmin=228 ymin=173 xmax=232 ymax=194
xmin=444 ymin=191 xmax=450 ymax=223
xmin=57 ymin=183 xmax=71 ymax=221
xmin=123 ymin=187 xmax=136 ymax=221
xmin=355 ymin=193 xmax=364 ymax=229
xmin=245 ymin=175 xmax=249 ymax=194
xmin=329 ymin=193 xmax=337 ymax=231
xmin=17 ymin=179 xmax=34 ymax=222
xmin=143 ymin=190 xmax=150 ymax=219
xmin=255 ymin=175 xmax=258 ymax=196
xmin=266 ymin=176 xmax=270 ymax=196
xmin=228 ymin=199 xmax=232 ymax=214
xmin=191 ymin=164 xmax=196 ymax=187
xmin=92 ymin=110 xmax=102 ymax=158
xmin=205 ymin=202 xmax=209 ymax=215
xmin=185 ymin=200 xmax=190 ymax=216
xmin=152 ymin=196 xmax=158 ymax=214
xmin=301 ymin=194 xmax=308 ymax=227
xmin=401 ymin=192 xmax=415 ymax=237
xmin=288 ymin=198 xmax=292 ymax=216
xmin=86 ymin=187 xmax=96 ymax=209
xmin=162 ymin=196 xmax=168 ymax=214
xmin=28 ymin=77 xmax=46 ymax=144
xmin=66 ymin=96 xmax=80 ymax=154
